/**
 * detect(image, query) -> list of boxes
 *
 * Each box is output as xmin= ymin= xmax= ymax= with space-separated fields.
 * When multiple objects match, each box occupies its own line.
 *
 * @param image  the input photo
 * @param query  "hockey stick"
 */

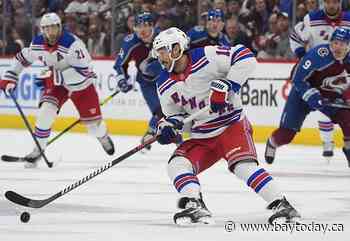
xmin=5 ymin=106 xmax=209 ymax=208
xmin=325 ymin=102 xmax=350 ymax=109
xmin=47 ymin=89 xmax=120 ymax=146
xmin=9 ymin=92 xmax=53 ymax=168
xmin=1 ymin=90 xmax=120 ymax=163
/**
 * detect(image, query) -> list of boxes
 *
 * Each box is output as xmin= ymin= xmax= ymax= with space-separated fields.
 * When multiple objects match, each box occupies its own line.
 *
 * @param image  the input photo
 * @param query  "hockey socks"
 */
xmin=168 ymin=156 xmax=201 ymax=198
xmin=234 ymin=162 xmax=282 ymax=204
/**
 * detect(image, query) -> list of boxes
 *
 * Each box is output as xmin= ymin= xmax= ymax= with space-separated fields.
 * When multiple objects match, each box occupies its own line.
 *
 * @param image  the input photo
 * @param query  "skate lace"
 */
xmin=185 ymin=200 xmax=200 ymax=209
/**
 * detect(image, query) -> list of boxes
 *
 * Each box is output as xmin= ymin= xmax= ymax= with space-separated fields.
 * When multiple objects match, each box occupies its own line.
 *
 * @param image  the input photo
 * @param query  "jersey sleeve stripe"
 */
xmin=231 ymin=47 xmax=254 ymax=65
xmin=234 ymin=53 xmax=255 ymax=65
xmin=191 ymin=59 xmax=209 ymax=74
xmin=192 ymin=109 xmax=242 ymax=133
xmin=231 ymin=46 xmax=246 ymax=62
xmin=290 ymin=32 xmax=304 ymax=45
xmin=15 ymin=52 xmax=31 ymax=67
xmin=159 ymin=78 xmax=177 ymax=95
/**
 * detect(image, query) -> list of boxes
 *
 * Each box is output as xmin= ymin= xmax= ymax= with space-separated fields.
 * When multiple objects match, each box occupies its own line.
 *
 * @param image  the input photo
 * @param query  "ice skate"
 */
xmin=267 ymin=197 xmax=301 ymax=224
xmin=342 ymin=148 xmax=350 ymax=167
xmin=97 ymin=135 xmax=115 ymax=155
xmin=174 ymin=195 xmax=214 ymax=226
xmin=322 ymin=142 xmax=334 ymax=164
xmin=265 ymin=139 xmax=276 ymax=164
xmin=24 ymin=148 xmax=41 ymax=168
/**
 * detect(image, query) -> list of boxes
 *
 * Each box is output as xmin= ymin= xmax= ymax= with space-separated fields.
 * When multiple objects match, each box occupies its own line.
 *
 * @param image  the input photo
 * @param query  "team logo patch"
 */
xmin=118 ymin=48 xmax=124 ymax=58
xmin=124 ymin=34 xmax=134 ymax=42
xmin=317 ymin=47 xmax=329 ymax=57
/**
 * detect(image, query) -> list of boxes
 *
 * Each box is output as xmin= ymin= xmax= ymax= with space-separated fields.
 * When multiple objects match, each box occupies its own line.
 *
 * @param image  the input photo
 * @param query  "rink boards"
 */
xmin=0 ymin=58 xmax=344 ymax=146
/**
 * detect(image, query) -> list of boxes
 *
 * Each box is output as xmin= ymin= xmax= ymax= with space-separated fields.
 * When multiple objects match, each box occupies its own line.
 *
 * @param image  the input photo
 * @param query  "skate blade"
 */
xmin=24 ymin=162 xmax=38 ymax=169
xmin=175 ymin=216 xmax=215 ymax=226
xmin=271 ymin=216 xmax=302 ymax=225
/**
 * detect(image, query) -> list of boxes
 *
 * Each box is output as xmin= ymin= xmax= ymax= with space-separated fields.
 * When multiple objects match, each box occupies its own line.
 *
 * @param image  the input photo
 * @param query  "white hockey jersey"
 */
xmin=3 ymin=30 xmax=96 ymax=91
xmin=156 ymin=45 xmax=257 ymax=139
xmin=290 ymin=10 xmax=350 ymax=58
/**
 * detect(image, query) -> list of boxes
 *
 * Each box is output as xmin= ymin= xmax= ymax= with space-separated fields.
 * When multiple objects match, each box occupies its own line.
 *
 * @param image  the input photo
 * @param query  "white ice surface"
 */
xmin=0 ymin=129 xmax=349 ymax=241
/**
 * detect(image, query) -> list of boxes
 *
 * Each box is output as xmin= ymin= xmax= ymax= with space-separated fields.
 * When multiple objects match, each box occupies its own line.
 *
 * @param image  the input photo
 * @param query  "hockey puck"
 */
xmin=20 ymin=211 xmax=30 ymax=223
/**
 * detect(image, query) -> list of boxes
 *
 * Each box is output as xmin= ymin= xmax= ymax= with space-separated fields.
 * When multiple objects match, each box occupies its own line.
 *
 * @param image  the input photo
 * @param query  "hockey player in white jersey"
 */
xmin=287 ymin=0 xmax=350 ymax=160
xmin=152 ymin=27 xmax=301 ymax=225
xmin=0 ymin=13 xmax=115 ymax=168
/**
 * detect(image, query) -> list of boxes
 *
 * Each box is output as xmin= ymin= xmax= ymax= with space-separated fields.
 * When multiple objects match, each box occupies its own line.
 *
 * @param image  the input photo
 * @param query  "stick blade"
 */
xmin=5 ymin=191 xmax=32 ymax=207
xmin=1 ymin=155 xmax=24 ymax=162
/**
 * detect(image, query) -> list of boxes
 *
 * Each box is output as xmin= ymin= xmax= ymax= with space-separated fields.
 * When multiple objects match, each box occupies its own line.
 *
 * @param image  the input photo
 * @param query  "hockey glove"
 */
xmin=302 ymin=88 xmax=336 ymax=117
xmin=302 ymin=88 xmax=323 ymax=110
xmin=209 ymin=79 xmax=231 ymax=112
xmin=156 ymin=118 xmax=184 ymax=145
xmin=0 ymin=71 xmax=18 ymax=96
xmin=116 ymin=75 xmax=133 ymax=93
xmin=34 ymin=69 xmax=53 ymax=89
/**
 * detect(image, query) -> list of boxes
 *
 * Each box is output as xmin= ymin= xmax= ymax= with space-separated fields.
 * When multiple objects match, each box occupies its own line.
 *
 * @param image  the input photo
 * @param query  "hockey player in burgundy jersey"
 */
xmin=265 ymin=27 xmax=350 ymax=168
xmin=152 ymin=27 xmax=301 ymax=226
xmin=289 ymin=0 xmax=350 ymax=160
xmin=0 ymin=13 xmax=115 ymax=168
xmin=113 ymin=12 xmax=163 ymax=151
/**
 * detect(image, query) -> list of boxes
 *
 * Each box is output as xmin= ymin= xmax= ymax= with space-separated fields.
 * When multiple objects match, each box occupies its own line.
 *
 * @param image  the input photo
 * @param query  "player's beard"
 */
xmin=325 ymin=6 xmax=341 ymax=19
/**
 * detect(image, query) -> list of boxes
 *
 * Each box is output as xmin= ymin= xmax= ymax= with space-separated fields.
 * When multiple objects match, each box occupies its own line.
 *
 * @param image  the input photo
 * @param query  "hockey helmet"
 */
xmin=135 ymin=12 xmax=154 ymax=26
xmin=152 ymin=27 xmax=190 ymax=72
xmin=330 ymin=27 xmax=350 ymax=44
xmin=40 ymin=12 xmax=62 ymax=29
xmin=207 ymin=9 xmax=225 ymax=21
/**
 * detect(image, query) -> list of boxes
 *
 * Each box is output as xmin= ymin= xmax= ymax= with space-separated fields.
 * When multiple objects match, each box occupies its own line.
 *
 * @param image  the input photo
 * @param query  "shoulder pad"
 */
xmin=341 ymin=11 xmax=350 ymax=21
xmin=308 ymin=10 xmax=325 ymax=21
xmin=189 ymin=47 xmax=206 ymax=63
xmin=193 ymin=26 xmax=204 ymax=32
xmin=187 ymin=26 xmax=207 ymax=41
xmin=124 ymin=34 xmax=135 ymax=42
xmin=31 ymin=34 xmax=45 ymax=45
xmin=156 ymin=70 xmax=170 ymax=87
xmin=58 ymin=31 xmax=76 ymax=49
xmin=315 ymin=46 xmax=330 ymax=58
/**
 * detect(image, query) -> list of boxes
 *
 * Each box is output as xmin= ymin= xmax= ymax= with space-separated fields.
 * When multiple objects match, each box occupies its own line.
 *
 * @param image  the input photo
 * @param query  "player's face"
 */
xmin=135 ymin=22 xmax=154 ymax=43
xmin=330 ymin=40 xmax=349 ymax=60
xmin=155 ymin=47 xmax=172 ymax=70
xmin=206 ymin=18 xmax=224 ymax=35
xmin=324 ymin=0 xmax=341 ymax=17
xmin=42 ymin=24 xmax=61 ymax=45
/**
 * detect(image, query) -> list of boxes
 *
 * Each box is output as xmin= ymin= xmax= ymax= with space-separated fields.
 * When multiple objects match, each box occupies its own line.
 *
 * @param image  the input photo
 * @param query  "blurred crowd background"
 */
xmin=1 ymin=0 xmax=350 ymax=60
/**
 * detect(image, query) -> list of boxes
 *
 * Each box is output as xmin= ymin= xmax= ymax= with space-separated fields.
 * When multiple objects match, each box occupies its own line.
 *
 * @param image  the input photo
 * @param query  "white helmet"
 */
xmin=152 ymin=27 xmax=190 ymax=72
xmin=40 ymin=13 xmax=62 ymax=29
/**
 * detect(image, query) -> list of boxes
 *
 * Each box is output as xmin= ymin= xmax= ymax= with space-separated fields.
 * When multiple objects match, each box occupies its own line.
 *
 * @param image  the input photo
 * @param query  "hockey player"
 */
xmin=187 ymin=9 xmax=231 ymax=49
xmin=113 ymin=12 xmax=163 ymax=151
xmin=0 ymin=13 xmax=115 ymax=168
xmin=152 ymin=27 xmax=301 ymax=225
xmin=288 ymin=0 xmax=350 ymax=161
xmin=265 ymin=27 xmax=350 ymax=167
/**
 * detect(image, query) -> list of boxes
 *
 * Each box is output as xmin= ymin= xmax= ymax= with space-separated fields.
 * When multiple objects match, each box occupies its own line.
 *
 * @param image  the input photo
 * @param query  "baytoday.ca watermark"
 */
xmin=224 ymin=221 xmax=344 ymax=234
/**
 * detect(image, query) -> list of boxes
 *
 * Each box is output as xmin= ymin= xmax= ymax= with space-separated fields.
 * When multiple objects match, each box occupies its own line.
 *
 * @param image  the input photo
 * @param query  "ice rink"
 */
xmin=0 ymin=129 xmax=349 ymax=241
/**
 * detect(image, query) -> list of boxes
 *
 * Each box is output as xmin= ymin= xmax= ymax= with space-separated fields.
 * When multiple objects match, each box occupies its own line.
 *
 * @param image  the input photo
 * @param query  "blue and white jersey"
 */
xmin=291 ymin=44 xmax=350 ymax=101
xmin=290 ymin=10 xmax=350 ymax=58
xmin=3 ymin=30 xmax=95 ymax=91
xmin=187 ymin=26 xmax=231 ymax=49
xmin=156 ymin=45 xmax=256 ymax=139
xmin=113 ymin=29 xmax=162 ymax=83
